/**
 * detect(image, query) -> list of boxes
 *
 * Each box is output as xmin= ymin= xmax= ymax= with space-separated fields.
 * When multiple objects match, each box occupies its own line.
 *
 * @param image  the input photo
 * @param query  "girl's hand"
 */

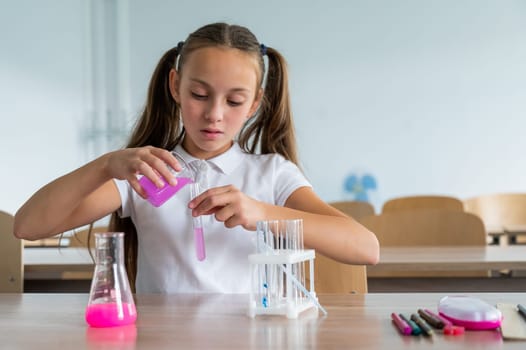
xmin=105 ymin=146 xmax=182 ymax=199
xmin=188 ymin=185 xmax=264 ymax=231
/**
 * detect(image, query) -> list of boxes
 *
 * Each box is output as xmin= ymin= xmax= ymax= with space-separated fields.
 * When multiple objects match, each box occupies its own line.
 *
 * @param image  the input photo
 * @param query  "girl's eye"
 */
xmin=228 ymin=100 xmax=243 ymax=107
xmin=191 ymin=92 xmax=207 ymax=100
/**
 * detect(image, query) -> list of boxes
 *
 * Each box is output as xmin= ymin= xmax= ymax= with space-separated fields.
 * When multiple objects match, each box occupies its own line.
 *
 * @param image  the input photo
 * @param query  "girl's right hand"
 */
xmin=106 ymin=146 xmax=183 ymax=199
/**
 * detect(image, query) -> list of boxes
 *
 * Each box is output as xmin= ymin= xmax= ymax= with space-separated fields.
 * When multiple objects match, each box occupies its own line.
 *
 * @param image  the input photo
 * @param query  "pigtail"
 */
xmin=240 ymin=47 xmax=299 ymax=166
xmin=127 ymin=46 xmax=185 ymax=149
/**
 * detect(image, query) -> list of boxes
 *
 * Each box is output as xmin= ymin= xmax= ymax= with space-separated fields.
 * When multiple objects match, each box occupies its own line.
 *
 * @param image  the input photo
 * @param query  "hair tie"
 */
xmin=260 ymin=44 xmax=267 ymax=56
xmin=176 ymin=41 xmax=185 ymax=54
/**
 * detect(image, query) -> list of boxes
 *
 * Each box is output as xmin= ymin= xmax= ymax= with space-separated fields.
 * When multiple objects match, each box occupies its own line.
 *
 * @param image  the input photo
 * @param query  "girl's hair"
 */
xmin=108 ymin=22 xmax=298 ymax=290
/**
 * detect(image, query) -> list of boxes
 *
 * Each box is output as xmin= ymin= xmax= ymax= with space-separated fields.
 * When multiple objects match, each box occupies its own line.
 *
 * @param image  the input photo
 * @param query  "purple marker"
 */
xmin=391 ymin=312 xmax=412 ymax=335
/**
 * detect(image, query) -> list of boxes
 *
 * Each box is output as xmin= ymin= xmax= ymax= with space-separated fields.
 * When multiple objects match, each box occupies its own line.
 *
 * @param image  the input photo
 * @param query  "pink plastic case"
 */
xmin=438 ymin=296 xmax=502 ymax=330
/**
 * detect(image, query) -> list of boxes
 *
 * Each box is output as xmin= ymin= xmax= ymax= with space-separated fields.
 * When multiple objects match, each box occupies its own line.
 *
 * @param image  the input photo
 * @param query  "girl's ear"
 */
xmin=248 ymin=88 xmax=264 ymax=117
xmin=169 ymin=68 xmax=180 ymax=103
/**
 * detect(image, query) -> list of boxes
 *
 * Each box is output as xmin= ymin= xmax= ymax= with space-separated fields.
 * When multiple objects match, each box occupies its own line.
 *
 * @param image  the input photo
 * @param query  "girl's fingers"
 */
xmin=136 ymin=162 xmax=164 ymax=188
xmin=141 ymin=150 xmax=178 ymax=187
xmin=149 ymin=149 xmax=181 ymax=185
xmin=156 ymin=149 xmax=183 ymax=172
xmin=128 ymin=176 xmax=148 ymax=199
xmin=213 ymin=205 xmax=236 ymax=224
xmin=190 ymin=186 xmax=233 ymax=213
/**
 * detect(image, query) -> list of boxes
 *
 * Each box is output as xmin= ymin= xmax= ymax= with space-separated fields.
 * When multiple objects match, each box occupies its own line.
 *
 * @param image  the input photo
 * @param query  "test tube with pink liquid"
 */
xmin=138 ymin=151 xmax=206 ymax=261
xmin=190 ymin=182 xmax=206 ymax=261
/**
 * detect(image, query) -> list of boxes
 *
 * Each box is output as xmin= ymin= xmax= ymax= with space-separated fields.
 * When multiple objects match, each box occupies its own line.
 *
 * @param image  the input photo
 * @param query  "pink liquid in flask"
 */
xmin=139 ymin=176 xmax=193 ymax=207
xmin=85 ymin=302 xmax=137 ymax=328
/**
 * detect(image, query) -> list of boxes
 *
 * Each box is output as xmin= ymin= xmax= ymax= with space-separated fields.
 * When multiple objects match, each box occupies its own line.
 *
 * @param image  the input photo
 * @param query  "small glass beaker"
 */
xmin=138 ymin=151 xmax=195 ymax=207
xmin=85 ymin=232 xmax=137 ymax=327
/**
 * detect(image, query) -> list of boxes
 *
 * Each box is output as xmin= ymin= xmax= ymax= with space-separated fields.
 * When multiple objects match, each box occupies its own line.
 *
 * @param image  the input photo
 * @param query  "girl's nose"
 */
xmin=205 ymin=100 xmax=223 ymax=122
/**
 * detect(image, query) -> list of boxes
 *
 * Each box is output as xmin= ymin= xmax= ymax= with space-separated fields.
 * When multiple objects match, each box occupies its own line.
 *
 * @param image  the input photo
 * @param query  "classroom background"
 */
xmin=1 ymin=0 xmax=525 ymax=214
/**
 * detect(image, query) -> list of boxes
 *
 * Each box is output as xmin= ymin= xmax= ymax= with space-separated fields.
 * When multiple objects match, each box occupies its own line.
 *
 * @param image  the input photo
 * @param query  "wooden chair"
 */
xmin=0 ymin=210 xmax=23 ymax=292
xmin=329 ymin=201 xmax=375 ymax=219
xmin=313 ymin=255 xmax=368 ymax=293
xmin=307 ymin=201 xmax=373 ymax=294
xmin=381 ymin=195 xmax=464 ymax=213
xmin=464 ymin=193 xmax=526 ymax=244
xmin=360 ymin=209 xmax=488 ymax=277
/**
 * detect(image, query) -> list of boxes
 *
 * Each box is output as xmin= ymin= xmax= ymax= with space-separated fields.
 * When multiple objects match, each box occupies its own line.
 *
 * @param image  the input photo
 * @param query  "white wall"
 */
xmin=2 ymin=0 xmax=526 ymax=215
xmin=0 ymin=0 xmax=85 ymax=214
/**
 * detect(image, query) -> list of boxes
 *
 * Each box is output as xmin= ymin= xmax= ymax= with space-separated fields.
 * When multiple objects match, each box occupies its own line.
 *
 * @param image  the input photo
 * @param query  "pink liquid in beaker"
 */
xmin=139 ymin=176 xmax=193 ymax=207
xmin=85 ymin=302 xmax=137 ymax=328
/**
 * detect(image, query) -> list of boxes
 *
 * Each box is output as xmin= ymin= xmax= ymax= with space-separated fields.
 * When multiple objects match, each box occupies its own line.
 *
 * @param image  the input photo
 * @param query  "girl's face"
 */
xmin=170 ymin=46 xmax=262 ymax=159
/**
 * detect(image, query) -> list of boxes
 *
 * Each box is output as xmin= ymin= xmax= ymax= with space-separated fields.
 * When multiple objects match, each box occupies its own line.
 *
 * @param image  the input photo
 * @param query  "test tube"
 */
xmin=190 ymin=183 xmax=206 ymax=261
xmin=257 ymin=220 xmax=272 ymax=307
xmin=287 ymin=219 xmax=302 ymax=304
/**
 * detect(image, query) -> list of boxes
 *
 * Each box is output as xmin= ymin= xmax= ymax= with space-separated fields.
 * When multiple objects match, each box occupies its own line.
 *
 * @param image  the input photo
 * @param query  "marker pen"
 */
xmin=391 ymin=313 xmax=412 ymax=335
xmin=400 ymin=313 xmax=422 ymax=336
xmin=411 ymin=313 xmax=434 ymax=337
xmin=418 ymin=308 xmax=445 ymax=329
xmin=517 ymin=304 xmax=526 ymax=320
xmin=424 ymin=308 xmax=452 ymax=327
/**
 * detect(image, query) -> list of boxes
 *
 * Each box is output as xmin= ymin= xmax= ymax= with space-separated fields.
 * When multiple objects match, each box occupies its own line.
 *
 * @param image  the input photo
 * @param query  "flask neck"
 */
xmin=95 ymin=232 xmax=125 ymax=266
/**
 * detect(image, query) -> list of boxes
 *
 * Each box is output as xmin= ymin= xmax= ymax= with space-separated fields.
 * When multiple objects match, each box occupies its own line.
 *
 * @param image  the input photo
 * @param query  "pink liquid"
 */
xmin=139 ymin=176 xmax=193 ymax=207
xmin=194 ymin=227 xmax=206 ymax=261
xmin=85 ymin=302 xmax=137 ymax=328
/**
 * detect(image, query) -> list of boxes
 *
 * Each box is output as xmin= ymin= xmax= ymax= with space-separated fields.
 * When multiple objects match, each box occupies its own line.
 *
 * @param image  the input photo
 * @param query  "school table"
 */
xmin=24 ymin=247 xmax=94 ymax=280
xmin=369 ymin=245 xmax=526 ymax=273
xmin=486 ymin=225 xmax=526 ymax=246
xmin=25 ymin=245 xmax=526 ymax=278
xmin=367 ymin=246 xmax=526 ymax=293
xmin=0 ymin=293 xmax=524 ymax=349
xmin=23 ymin=246 xmax=526 ymax=293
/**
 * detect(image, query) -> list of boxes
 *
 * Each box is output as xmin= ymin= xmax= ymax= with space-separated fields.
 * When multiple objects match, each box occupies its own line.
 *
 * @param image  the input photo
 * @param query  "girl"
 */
xmin=14 ymin=23 xmax=378 ymax=293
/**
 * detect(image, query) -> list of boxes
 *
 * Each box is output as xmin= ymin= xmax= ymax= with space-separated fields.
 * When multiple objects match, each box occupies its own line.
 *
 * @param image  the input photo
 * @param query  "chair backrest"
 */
xmin=329 ymin=201 xmax=375 ymax=219
xmin=381 ymin=195 xmax=464 ymax=213
xmin=310 ymin=201 xmax=372 ymax=294
xmin=0 ymin=210 xmax=23 ymax=292
xmin=360 ymin=209 xmax=487 ymax=277
xmin=313 ymin=254 xmax=368 ymax=294
xmin=464 ymin=193 xmax=526 ymax=228
xmin=361 ymin=209 xmax=486 ymax=246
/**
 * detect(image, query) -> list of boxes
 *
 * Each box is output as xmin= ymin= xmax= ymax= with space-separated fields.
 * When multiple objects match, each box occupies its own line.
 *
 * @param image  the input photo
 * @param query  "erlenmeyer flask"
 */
xmin=85 ymin=232 xmax=137 ymax=327
xmin=139 ymin=151 xmax=195 ymax=207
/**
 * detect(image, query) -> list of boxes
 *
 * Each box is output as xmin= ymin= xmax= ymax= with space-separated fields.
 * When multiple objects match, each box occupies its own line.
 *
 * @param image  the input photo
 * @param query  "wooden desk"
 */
xmin=33 ymin=246 xmax=526 ymax=277
xmin=367 ymin=246 xmax=526 ymax=293
xmin=0 ymin=293 xmax=523 ymax=349
xmin=504 ymin=224 xmax=526 ymax=244
xmin=24 ymin=247 xmax=94 ymax=280
xmin=486 ymin=225 xmax=526 ymax=245
xmin=369 ymin=246 xmax=526 ymax=273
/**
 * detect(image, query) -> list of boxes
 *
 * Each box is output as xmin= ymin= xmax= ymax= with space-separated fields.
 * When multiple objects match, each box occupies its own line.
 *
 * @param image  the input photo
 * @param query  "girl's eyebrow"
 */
xmin=189 ymin=78 xmax=251 ymax=93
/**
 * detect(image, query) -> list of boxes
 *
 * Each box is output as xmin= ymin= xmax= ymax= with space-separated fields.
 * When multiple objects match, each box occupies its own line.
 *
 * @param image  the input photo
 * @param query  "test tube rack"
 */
xmin=247 ymin=249 xmax=317 ymax=319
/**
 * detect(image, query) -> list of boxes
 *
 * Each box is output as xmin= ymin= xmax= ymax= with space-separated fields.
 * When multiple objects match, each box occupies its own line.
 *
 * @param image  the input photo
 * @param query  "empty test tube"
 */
xmin=190 ymin=183 xmax=206 ymax=261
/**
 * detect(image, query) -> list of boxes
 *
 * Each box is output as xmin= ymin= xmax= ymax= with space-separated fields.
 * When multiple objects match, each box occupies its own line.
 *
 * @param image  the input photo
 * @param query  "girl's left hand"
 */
xmin=188 ymin=185 xmax=264 ymax=231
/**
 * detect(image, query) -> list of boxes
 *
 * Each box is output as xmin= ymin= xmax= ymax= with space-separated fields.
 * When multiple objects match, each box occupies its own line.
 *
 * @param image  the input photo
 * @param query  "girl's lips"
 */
xmin=201 ymin=129 xmax=223 ymax=139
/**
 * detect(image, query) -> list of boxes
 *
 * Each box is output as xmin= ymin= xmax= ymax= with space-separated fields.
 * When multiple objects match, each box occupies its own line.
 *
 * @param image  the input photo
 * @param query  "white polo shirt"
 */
xmin=114 ymin=143 xmax=311 ymax=293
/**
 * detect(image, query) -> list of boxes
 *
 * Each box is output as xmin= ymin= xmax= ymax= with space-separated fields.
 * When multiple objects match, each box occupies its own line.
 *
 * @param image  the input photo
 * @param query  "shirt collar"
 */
xmin=173 ymin=143 xmax=245 ymax=175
